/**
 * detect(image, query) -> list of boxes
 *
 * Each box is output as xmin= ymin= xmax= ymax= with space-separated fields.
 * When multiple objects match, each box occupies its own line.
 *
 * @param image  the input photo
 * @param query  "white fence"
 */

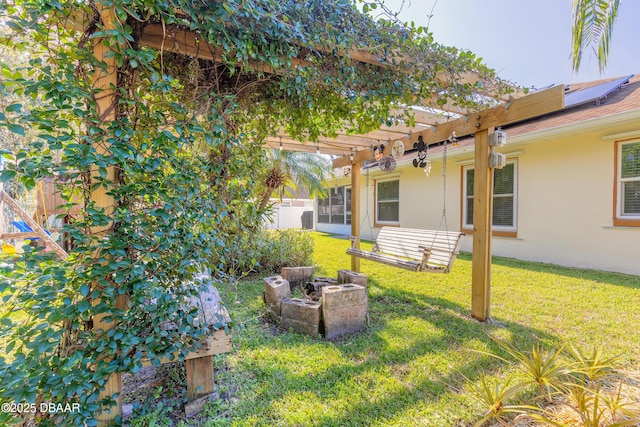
xmin=263 ymin=200 xmax=314 ymax=230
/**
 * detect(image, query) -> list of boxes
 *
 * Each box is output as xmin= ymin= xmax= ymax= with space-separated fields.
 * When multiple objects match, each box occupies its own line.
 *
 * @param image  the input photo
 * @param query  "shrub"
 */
xmin=468 ymin=337 xmax=640 ymax=427
xmin=219 ymin=228 xmax=313 ymax=279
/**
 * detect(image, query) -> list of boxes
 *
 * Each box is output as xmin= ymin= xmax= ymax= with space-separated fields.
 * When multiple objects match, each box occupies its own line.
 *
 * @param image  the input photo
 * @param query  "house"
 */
xmin=317 ymin=74 xmax=640 ymax=276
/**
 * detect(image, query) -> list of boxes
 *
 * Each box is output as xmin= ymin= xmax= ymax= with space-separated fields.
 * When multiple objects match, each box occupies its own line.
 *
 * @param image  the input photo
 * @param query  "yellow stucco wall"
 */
xmin=322 ymin=112 xmax=640 ymax=276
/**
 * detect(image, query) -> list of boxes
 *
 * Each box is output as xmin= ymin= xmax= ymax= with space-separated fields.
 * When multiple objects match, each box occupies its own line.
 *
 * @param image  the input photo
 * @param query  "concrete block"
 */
xmin=280 ymin=298 xmax=321 ymax=325
xmin=280 ymin=317 xmax=320 ymax=336
xmin=264 ymin=275 xmax=290 ymax=317
xmin=323 ymin=306 xmax=368 ymax=338
xmin=321 ymin=284 xmax=367 ymax=309
xmin=322 ymin=284 xmax=368 ymax=339
xmin=281 ymin=266 xmax=315 ymax=289
xmin=337 ymin=270 xmax=368 ymax=287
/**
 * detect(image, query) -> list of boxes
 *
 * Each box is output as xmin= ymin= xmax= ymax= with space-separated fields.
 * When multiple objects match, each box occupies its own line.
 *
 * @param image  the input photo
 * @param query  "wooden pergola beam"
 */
xmin=390 ymin=107 xmax=459 ymax=127
xmin=139 ymin=24 xmax=311 ymax=74
xmin=265 ymin=135 xmax=374 ymax=149
xmin=332 ymin=84 xmax=565 ymax=168
xmin=264 ymin=140 xmax=353 ymax=156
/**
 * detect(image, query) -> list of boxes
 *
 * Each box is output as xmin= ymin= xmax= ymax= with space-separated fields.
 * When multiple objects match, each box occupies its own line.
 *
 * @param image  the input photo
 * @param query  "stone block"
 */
xmin=263 ymin=275 xmax=290 ymax=317
xmin=281 ymin=266 xmax=315 ymax=289
xmin=322 ymin=284 xmax=367 ymax=309
xmin=337 ymin=270 xmax=368 ymax=287
xmin=323 ymin=306 xmax=368 ymax=339
xmin=280 ymin=298 xmax=321 ymax=325
xmin=322 ymin=284 xmax=367 ymax=339
xmin=280 ymin=317 xmax=320 ymax=336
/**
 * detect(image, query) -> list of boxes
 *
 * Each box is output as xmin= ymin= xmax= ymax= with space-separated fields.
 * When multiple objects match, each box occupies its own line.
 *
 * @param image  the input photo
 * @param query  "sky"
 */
xmin=380 ymin=0 xmax=640 ymax=89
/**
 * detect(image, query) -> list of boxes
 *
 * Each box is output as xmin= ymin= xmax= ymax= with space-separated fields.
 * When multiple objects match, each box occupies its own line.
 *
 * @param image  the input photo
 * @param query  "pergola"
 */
xmin=67 ymin=4 xmax=565 ymax=424
xmin=89 ymin=7 xmax=566 ymax=316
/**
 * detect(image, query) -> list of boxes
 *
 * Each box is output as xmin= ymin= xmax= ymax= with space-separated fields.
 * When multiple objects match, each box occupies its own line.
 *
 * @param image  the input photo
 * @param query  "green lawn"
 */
xmin=208 ymin=232 xmax=640 ymax=427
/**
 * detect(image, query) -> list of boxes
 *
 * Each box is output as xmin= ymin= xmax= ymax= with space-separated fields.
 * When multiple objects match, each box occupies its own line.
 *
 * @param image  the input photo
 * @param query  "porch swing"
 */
xmin=346 ymin=135 xmax=464 ymax=273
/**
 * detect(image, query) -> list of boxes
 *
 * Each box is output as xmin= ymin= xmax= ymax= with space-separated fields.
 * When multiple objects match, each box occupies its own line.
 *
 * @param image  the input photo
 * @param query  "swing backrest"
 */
xmin=375 ymin=227 xmax=464 ymax=269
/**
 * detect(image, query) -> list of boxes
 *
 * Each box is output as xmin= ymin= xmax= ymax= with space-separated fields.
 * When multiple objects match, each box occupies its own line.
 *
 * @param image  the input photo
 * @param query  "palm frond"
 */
xmin=572 ymin=0 xmax=620 ymax=73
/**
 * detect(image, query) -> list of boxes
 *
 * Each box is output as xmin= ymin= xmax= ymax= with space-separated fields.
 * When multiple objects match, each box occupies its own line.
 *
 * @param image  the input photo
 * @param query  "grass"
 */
xmin=197 ymin=232 xmax=640 ymax=427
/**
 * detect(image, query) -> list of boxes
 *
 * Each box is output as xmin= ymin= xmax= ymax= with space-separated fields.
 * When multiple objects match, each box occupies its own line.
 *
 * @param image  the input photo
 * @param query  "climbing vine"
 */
xmin=0 ymin=0 xmax=512 ymax=424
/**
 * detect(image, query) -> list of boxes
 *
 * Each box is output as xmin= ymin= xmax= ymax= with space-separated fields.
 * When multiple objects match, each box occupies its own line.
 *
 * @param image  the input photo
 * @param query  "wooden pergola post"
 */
xmin=350 ymin=161 xmax=361 ymax=272
xmin=92 ymin=7 xmax=124 ymax=425
xmin=471 ymin=128 xmax=493 ymax=321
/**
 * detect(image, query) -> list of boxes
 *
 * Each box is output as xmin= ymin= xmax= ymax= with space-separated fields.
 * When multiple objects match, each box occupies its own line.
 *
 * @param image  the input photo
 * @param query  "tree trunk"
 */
xmin=258 ymin=187 xmax=276 ymax=210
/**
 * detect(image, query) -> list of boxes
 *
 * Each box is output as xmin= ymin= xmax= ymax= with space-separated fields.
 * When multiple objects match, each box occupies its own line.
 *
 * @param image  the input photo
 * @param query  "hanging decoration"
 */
xmin=373 ymin=143 xmax=385 ymax=161
xmin=379 ymin=155 xmax=396 ymax=173
xmin=391 ymin=140 xmax=405 ymax=159
xmin=412 ymin=135 xmax=429 ymax=169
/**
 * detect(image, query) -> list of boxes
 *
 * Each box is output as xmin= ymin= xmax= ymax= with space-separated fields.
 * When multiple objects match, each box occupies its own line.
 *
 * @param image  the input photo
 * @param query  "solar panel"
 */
xmin=564 ymin=74 xmax=634 ymax=108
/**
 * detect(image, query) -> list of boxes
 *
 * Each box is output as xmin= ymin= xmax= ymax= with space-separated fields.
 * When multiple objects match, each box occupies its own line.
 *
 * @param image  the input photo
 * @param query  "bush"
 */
xmin=220 ymin=228 xmax=314 ymax=278
xmin=468 ymin=337 xmax=640 ymax=427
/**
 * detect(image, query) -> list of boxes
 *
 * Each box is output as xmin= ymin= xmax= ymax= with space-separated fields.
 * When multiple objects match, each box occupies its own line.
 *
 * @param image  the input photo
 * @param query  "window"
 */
xmin=376 ymin=179 xmax=399 ymax=224
xmin=463 ymin=161 xmax=517 ymax=235
xmin=615 ymin=140 xmax=640 ymax=226
xmin=317 ymin=186 xmax=351 ymax=225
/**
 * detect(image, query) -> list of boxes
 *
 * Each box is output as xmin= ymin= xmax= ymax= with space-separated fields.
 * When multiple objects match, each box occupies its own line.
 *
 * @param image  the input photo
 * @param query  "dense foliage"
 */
xmin=234 ymin=229 xmax=314 ymax=278
xmin=0 ymin=0 xmax=509 ymax=424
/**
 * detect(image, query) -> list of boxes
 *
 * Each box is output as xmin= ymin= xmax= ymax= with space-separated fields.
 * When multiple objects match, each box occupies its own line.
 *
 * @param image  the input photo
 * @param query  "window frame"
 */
xmin=614 ymin=140 xmax=640 ymax=227
xmin=317 ymin=185 xmax=352 ymax=225
xmin=461 ymin=160 xmax=518 ymax=237
xmin=374 ymin=178 xmax=400 ymax=226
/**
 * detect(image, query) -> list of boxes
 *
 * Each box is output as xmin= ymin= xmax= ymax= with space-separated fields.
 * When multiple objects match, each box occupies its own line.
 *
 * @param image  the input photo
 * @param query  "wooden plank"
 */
xmin=351 ymin=162 xmax=361 ymax=272
xmin=346 ymin=249 xmax=419 ymax=271
xmin=0 ymin=231 xmax=39 ymax=240
xmin=138 ymin=23 xmax=309 ymax=75
xmin=265 ymin=135 xmax=374 ymax=149
xmin=185 ymin=356 xmax=214 ymax=400
xmin=471 ymin=129 xmax=492 ymax=322
xmin=1 ymin=229 xmax=63 ymax=240
xmin=333 ymin=85 xmax=565 ymax=168
xmin=264 ymin=141 xmax=345 ymax=155
xmin=185 ymin=329 xmax=233 ymax=360
xmin=140 ymin=328 xmax=233 ymax=367
xmin=0 ymin=190 xmax=69 ymax=260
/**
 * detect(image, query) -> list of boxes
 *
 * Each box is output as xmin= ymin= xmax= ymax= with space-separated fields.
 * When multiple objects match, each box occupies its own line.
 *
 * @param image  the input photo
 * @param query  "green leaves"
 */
xmin=572 ymin=0 xmax=621 ymax=72
xmin=6 ymin=123 xmax=25 ymax=136
xmin=468 ymin=336 xmax=640 ymax=426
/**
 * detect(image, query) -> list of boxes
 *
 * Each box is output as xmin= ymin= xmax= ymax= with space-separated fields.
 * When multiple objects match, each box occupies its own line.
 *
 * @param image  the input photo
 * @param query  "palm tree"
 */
xmin=258 ymin=149 xmax=333 ymax=210
xmin=572 ymin=0 xmax=620 ymax=73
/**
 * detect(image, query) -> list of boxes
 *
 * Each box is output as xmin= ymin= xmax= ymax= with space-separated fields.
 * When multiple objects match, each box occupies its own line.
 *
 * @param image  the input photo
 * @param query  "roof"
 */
xmin=398 ymin=74 xmax=640 ymax=162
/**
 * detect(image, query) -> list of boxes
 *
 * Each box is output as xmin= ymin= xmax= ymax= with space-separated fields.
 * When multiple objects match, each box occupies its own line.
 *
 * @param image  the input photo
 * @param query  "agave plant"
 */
xmin=467 ymin=375 xmax=526 ymax=427
xmin=468 ymin=336 xmax=640 ymax=427
xmin=478 ymin=335 xmax=569 ymax=401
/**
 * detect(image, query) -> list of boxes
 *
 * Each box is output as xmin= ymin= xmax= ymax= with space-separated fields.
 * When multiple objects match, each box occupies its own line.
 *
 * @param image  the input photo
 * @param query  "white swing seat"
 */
xmin=347 ymin=227 xmax=464 ymax=273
